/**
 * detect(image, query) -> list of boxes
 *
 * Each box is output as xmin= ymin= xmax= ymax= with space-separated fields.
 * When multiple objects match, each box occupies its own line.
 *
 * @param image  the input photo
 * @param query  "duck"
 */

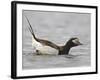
xmin=25 ymin=16 xmax=82 ymax=55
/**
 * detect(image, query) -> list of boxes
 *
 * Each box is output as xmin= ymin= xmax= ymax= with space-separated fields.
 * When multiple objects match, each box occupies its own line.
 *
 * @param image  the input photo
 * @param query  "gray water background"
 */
xmin=22 ymin=10 xmax=91 ymax=69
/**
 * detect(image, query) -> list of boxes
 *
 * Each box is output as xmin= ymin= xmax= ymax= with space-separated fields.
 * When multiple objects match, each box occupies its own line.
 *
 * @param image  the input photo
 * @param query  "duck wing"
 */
xmin=37 ymin=39 xmax=61 ymax=50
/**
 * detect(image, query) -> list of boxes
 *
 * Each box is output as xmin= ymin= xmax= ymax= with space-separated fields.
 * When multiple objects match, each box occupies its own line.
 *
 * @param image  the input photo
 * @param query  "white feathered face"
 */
xmin=72 ymin=38 xmax=82 ymax=45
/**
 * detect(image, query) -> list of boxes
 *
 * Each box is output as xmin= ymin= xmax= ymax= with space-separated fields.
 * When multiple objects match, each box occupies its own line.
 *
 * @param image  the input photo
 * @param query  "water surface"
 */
xmin=22 ymin=10 xmax=91 ymax=69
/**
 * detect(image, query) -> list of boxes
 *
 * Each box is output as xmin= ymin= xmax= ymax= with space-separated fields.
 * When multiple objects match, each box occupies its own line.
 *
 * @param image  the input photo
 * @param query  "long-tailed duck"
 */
xmin=25 ymin=16 xmax=82 ymax=55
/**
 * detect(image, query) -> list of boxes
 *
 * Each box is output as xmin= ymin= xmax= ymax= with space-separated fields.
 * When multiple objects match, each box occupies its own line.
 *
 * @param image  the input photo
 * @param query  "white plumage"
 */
xmin=32 ymin=37 xmax=58 ymax=55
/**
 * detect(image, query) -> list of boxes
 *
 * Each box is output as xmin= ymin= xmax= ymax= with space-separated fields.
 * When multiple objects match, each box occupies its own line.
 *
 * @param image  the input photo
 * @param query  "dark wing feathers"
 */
xmin=37 ymin=39 xmax=61 ymax=50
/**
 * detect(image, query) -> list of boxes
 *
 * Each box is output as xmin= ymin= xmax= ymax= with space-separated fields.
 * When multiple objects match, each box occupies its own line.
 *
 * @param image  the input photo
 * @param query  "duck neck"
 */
xmin=59 ymin=42 xmax=71 ymax=55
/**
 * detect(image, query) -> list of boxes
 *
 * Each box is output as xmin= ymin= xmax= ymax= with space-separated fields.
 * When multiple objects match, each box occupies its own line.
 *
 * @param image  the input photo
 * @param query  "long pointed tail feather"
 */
xmin=25 ymin=16 xmax=37 ymax=40
xmin=24 ymin=16 xmax=61 ymax=51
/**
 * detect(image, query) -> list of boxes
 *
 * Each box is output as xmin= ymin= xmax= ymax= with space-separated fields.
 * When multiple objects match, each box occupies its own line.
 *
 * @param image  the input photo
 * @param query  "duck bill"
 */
xmin=78 ymin=42 xmax=83 ymax=45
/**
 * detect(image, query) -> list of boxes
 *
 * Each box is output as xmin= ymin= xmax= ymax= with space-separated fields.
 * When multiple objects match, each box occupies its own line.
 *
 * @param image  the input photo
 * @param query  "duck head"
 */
xmin=59 ymin=37 xmax=82 ymax=55
xmin=66 ymin=37 xmax=82 ymax=47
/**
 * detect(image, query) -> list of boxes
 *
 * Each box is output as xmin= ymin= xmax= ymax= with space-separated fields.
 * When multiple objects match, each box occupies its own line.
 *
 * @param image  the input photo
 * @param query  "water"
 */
xmin=22 ymin=10 xmax=91 ymax=69
xmin=22 ymin=52 xmax=90 ymax=69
